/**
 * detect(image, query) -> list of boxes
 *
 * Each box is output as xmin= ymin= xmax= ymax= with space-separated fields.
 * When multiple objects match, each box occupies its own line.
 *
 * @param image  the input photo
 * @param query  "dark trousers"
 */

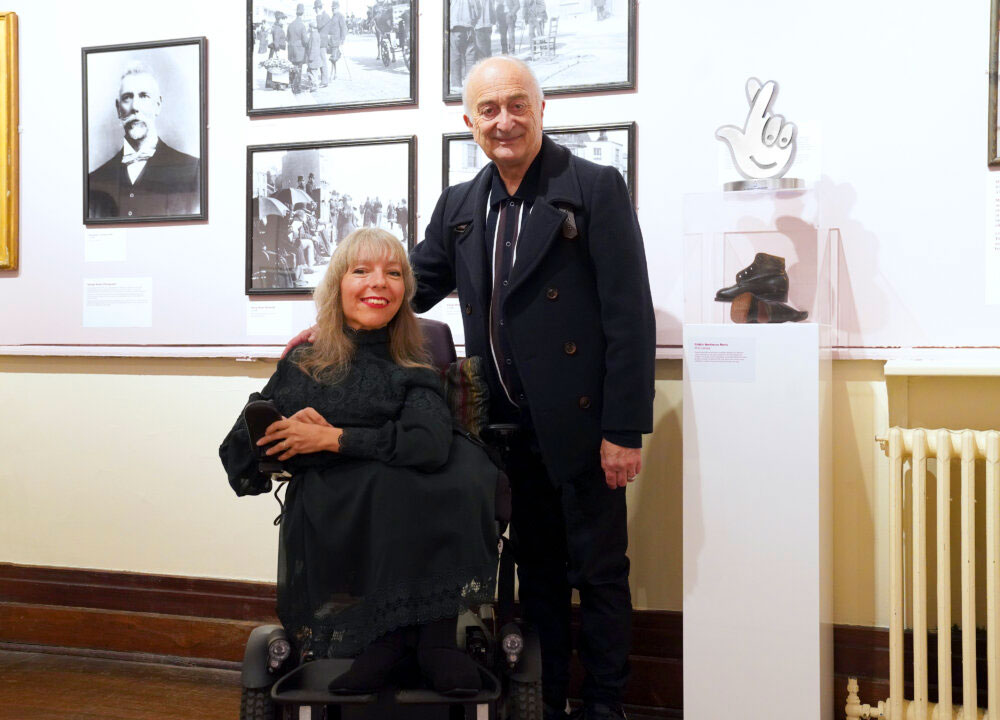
xmin=449 ymin=25 xmax=473 ymax=90
xmin=506 ymin=434 xmax=632 ymax=709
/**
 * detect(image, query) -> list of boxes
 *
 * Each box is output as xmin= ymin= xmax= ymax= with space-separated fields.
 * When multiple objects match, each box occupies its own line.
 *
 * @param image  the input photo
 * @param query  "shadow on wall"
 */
xmin=627 ymin=363 xmax=683 ymax=611
xmin=811 ymin=174 xmax=901 ymax=347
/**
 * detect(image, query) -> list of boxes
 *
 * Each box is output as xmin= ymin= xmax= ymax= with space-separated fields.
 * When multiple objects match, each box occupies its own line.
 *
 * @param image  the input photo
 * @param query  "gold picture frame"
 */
xmin=0 ymin=13 xmax=17 ymax=270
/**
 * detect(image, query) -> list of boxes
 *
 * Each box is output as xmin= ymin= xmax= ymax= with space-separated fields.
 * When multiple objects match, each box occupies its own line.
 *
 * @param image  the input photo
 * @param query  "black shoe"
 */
xmin=730 ymin=291 xmax=808 ymax=324
xmin=328 ymin=628 xmax=408 ymax=694
xmin=582 ymin=703 xmax=627 ymax=720
xmin=715 ymin=252 xmax=789 ymax=302
xmin=417 ymin=617 xmax=482 ymax=696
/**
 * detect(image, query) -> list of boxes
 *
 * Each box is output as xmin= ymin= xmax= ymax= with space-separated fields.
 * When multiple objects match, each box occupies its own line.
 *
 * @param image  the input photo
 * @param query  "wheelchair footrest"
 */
xmin=271 ymin=660 xmax=500 ymax=706
xmin=272 ymin=659 xmax=376 ymax=705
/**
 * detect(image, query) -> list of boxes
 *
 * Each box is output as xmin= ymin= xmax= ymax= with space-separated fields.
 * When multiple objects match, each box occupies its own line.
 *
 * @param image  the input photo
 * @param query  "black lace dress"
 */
xmin=220 ymin=327 xmax=498 ymax=658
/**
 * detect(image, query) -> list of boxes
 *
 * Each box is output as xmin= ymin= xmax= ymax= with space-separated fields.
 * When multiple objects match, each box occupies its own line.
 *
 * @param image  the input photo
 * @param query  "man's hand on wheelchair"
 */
xmin=258 ymin=408 xmax=343 ymax=460
xmin=600 ymin=439 xmax=642 ymax=490
xmin=281 ymin=326 xmax=318 ymax=358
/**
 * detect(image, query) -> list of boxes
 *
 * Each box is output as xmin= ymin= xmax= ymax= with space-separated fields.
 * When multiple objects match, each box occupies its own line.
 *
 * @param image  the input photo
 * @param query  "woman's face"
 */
xmin=340 ymin=254 xmax=405 ymax=331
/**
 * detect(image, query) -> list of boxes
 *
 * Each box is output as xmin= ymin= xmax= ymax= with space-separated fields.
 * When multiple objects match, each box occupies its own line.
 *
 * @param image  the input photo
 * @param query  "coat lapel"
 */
xmin=448 ymin=166 xmax=493 ymax=308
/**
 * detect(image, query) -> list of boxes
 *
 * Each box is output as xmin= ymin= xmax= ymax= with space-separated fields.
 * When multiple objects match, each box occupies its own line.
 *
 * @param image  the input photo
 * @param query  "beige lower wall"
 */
xmin=0 ymin=354 xmax=956 ymax=626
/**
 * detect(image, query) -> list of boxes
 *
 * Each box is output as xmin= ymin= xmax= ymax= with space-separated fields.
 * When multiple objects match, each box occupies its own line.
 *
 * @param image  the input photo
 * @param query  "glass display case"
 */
xmin=683 ymin=187 xmax=837 ymax=329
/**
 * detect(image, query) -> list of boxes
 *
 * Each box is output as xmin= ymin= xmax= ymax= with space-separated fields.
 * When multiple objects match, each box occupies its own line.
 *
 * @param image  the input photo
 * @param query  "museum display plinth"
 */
xmin=682 ymin=322 xmax=833 ymax=720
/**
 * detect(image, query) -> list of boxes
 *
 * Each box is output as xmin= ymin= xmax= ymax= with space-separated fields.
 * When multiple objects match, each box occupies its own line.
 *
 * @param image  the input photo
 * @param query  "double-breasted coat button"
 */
xmin=564 ymin=341 xmax=577 ymax=355
xmin=578 ymin=395 xmax=592 ymax=409
xmin=546 ymin=287 xmax=559 ymax=300
xmin=464 ymin=304 xmax=472 ymax=315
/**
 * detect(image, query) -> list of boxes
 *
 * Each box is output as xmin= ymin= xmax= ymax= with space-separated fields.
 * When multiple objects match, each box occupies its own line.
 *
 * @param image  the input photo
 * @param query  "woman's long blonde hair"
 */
xmin=296 ymin=228 xmax=430 ymax=383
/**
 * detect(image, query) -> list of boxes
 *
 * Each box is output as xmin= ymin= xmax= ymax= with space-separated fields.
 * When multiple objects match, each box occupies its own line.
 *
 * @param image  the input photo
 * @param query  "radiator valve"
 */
xmin=845 ymin=678 xmax=883 ymax=719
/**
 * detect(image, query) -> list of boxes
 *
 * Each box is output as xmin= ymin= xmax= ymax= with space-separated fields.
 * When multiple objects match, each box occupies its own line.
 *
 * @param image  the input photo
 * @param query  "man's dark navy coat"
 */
xmin=410 ymin=135 xmax=655 ymax=484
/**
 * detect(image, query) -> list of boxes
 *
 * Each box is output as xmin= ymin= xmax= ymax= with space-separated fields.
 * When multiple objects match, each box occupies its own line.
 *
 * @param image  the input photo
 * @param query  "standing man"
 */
xmin=396 ymin=197 xmax=408 ymax=239
xmin=410 ymin=57 xmax=654 ymax=720
xmin=449 ymin=0 xmax=480 ymax=91
xmin=328 ymin=1 xmax=348 ymax=80
xmin=471 ymin=0 xmax=496 ymax=63
xmin=87 ymin=63 xmax=201 ymax=220
xmin=496 ymin=0 xmax=518 ymax=54
xmin=286 ymin=3 xmax=308 ymax=93
xmin=314 ymin=0 xmax=332 ymax=87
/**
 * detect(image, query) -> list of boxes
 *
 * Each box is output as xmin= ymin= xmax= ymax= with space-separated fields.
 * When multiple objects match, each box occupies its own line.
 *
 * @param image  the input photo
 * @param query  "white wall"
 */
xmin=1 ymin=0 xmax=997 ymax=350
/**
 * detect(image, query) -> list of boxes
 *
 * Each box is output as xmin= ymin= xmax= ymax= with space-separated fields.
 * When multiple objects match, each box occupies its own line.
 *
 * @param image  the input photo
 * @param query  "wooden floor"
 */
xmin=0 ymin=649 xmax=242 ymax=720
xmin=0 ymin=648 xmax=676 ymax=720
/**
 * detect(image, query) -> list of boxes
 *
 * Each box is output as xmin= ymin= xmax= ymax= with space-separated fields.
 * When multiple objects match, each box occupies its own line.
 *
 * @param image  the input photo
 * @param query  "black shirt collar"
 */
xmin=489 ymin=141 xmax=545 ymax=208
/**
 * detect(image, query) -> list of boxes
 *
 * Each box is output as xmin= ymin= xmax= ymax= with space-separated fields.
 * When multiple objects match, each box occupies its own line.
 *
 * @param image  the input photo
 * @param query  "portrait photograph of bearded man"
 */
xmin=83 ymin=37 xmax=207 ymax=224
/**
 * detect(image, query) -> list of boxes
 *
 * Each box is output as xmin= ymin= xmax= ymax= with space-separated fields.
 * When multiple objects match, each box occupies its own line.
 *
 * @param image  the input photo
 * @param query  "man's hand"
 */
xmin=281 ymin=325 xmax=318 ymax=358
xmin=258 ymin=417 xmax=343 ymax=460
xmin=600 ymin=439 xmax=642 ymax=489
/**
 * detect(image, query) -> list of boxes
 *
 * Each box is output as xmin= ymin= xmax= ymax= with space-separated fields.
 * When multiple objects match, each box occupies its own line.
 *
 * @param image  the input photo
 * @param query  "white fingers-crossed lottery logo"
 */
xmin=716 ymin=78 xmax=797 ymax=180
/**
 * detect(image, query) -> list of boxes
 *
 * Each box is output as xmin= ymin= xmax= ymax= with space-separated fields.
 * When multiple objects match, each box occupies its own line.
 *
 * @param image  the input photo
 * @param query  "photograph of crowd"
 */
xmin=444 ymin=0 xmax=634 ymax=101
xmin=247 ymin=137 xmax=414 ymax=294
xmin=83 ymin=37 xmax=207 ymax=224
xmin=247 ymin=0 xmax=415 ymax=115
xmin=443 ymin=122 xmax=635 ymax=200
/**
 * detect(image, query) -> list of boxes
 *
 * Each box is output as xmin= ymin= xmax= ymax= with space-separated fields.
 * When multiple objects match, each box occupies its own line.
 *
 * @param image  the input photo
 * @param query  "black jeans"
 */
xmin=506 ymin=433 xmax=632 ymax=709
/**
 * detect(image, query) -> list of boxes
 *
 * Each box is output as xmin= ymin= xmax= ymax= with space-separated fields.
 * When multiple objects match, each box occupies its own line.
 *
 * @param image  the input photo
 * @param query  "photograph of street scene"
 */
xmin=248 ymin=0 xmax=414 ymax=115
xmin=248 ymin=139 xmax=413 ymax=294
xmin=445 ymin=0 xmax=633 ymax=100
xmin=444 ymin=123 xmax=634 ymax=199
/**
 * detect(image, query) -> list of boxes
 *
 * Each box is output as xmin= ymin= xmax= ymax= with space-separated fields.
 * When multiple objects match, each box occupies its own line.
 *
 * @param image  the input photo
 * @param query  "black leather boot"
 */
xmin=328 ymin=627 xmax=409 ymax=694
xmin=730 ymin=291 xmax=808 ymax=324
xmin=715 ymin=252 xmax=789 ymax=302
xmin=417 ymin=617 xmax=482 ymax=696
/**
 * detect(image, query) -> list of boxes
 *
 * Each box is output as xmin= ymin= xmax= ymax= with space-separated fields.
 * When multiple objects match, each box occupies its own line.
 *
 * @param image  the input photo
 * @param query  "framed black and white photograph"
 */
xmin=247 ymin=136 xmax=415 ymax=295
xmin=443 ymin=122 xmax=636 ymax=200
xmin=444 ymin=0 xmax=635 ymax=102
xmin=990 ymin=0 xmax=1000 ymax=166
xmin=248 ymin=0 xmax=417 ymax=116
xmin=82 ymin=37 xmax=207 ymax=225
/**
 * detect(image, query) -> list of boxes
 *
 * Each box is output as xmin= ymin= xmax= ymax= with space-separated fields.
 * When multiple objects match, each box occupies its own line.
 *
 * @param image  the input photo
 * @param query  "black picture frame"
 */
xmin=442 ymin=122 xmax=636 ymax=203
xmin=990 ymin=0 xmax=1000 ymax=166
xmin=247 ymin=0 xmax=418 ymax=117
xmin=82 ymin=37 xmax=208 ymax=225
xmin=443 ymin=0 xmax=636 ymax=103
xmin=246 ymin=135 xmax=416 ymax=296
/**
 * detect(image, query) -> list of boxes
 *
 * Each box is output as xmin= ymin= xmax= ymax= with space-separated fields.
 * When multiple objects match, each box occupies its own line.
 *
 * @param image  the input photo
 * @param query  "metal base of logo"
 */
xmin=723 ymin=177 xmax=805 ymax=192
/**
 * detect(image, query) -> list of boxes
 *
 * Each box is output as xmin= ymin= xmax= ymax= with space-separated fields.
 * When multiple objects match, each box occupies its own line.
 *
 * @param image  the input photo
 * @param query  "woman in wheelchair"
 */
xmin=220 ymin=228 xmax=499 ymax=697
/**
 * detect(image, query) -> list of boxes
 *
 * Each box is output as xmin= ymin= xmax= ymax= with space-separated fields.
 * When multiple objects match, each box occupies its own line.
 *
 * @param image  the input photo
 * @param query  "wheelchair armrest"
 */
xmin=244 ymin=400 xmax=285 ymax=474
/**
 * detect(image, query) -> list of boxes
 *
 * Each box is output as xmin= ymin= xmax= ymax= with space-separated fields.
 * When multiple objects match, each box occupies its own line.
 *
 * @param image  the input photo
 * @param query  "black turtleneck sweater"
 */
xmin=222 ymin=326 xmax=452 ymax=497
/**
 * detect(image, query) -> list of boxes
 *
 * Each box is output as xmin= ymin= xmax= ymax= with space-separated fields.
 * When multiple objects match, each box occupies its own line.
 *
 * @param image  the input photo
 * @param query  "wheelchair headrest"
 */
xmin=418 ymin=318 xmax=458 ymax=372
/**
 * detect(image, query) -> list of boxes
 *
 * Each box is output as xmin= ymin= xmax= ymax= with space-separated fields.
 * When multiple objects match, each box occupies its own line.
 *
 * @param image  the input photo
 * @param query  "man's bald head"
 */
xmin=462 ymin=57 xmax=546 ymax=181
xmin=462 ymin=56 xmax=544 ymax=115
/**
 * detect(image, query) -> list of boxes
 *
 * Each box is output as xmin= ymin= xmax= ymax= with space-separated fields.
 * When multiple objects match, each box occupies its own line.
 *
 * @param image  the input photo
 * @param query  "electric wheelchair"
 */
xmin=238 ymin=319 xmax=543 ymax=720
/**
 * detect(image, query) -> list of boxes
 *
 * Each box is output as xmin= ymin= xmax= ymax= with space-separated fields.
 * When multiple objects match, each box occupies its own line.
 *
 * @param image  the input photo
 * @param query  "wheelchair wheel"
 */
xmin=240 ymin=686 xmax=277 ymax=720
xmin=508 ymin=678 xmax=543 ymax=720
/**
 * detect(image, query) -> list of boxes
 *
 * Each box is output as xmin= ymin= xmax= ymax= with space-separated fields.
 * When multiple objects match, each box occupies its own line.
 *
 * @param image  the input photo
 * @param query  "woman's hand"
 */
xmin=258 ymin=417 xmax=343 ymax=460
xmin=287 ymin=407 xmax=332 ymax=427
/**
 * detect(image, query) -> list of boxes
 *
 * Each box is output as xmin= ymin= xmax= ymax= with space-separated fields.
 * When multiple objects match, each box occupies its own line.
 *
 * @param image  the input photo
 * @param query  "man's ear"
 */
xmin=463 ymin=114 xmax=473 ymax=129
